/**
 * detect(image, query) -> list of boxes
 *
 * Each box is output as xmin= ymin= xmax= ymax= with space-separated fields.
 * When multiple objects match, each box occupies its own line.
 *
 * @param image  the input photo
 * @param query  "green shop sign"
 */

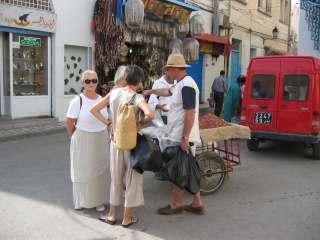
xmin=20 ymin=37 xmax=41 ymax=47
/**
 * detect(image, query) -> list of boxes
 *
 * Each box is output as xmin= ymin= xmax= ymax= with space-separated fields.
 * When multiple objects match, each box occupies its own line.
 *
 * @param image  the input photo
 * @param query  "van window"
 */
xmin=251 ymin=74 xmax=276 ymax=99
xmin=283 ymin=75 xmax=309 ymax=101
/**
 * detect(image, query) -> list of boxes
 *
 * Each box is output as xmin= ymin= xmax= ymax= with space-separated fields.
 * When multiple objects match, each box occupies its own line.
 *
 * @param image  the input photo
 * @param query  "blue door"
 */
xmin=187 ymin=54 xmax=203 ymax=101
xmin=231 ymin=49 xmax=241 ymax=84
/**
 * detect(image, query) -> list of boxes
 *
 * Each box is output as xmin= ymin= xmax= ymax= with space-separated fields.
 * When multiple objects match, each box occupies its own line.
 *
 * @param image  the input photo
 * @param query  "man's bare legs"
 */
xmin=170 ymin=186 xmax=202 ymax=209
xmin=170 ymin=186 xmax=184 ymax=209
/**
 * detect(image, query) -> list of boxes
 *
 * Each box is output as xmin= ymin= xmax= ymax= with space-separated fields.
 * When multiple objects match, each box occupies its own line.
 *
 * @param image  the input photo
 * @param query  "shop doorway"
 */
xmin=231 ymin=39 xmax=242 ymax=84
xmin=187 ymin=54 xmax=204 ymax=102
xmin=0 ymin=31 xmax=51 ymax=119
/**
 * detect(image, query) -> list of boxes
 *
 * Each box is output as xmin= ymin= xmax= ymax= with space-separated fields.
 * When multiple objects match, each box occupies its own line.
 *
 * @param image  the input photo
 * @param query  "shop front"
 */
xmin=0 ymin=1 xmax=56 ymax=119
xmin=92 ymin=0 xmax=201 ymax=92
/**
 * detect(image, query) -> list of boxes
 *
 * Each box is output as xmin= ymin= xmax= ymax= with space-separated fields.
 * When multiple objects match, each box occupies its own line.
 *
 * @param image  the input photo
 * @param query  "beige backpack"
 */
xmin=115 ymin=94 xmax=138 ymax=150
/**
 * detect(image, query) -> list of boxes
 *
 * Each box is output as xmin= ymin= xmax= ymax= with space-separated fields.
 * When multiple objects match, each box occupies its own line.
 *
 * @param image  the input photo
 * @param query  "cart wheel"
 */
xmin=312 ymin=143 xmax=320 ymax=160
xmin=196 ymin=152 xmax=226 ymax=195
xmin=247 ymin=139 xmax=259 ymax=151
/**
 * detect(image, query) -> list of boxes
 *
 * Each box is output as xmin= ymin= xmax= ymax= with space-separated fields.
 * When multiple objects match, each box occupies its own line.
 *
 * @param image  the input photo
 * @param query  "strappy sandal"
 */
xmin=98 ymin=215 xmax=117 ymax=225
xmin=121 ymin=216 xmax=139 ymax=228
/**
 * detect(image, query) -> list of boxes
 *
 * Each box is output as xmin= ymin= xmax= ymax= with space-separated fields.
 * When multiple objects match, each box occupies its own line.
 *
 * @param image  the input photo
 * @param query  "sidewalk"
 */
xmin=0 ymin=116 xmax=65 ymax=143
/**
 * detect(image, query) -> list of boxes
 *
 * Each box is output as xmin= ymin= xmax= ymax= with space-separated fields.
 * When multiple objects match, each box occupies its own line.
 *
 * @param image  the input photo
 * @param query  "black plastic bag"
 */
xmin=186 ymin=154 xmax=201 ymax=194
xmin=131 ymin=134 xmax=163 ymax=174
xmin=165 ymin=146 xmax=189 ymax=189
xmin=163 ymin=146 xmax=201 ymax=194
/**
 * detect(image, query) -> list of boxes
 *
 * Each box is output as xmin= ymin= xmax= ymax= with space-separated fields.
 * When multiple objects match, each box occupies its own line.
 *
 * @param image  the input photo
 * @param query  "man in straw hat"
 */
xmin=143 ymin=53 xmax=204 ymax=215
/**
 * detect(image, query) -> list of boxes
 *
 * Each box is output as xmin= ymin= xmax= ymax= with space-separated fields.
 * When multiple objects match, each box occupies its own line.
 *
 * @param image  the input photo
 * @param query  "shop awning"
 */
xmin=163 ymin=0 xmax=199 ymax=11
xmin=195 ymin=34 xmax=229 ymax=45
xmin=144 ymin=0 xmax=199 ymax=23
xmin=194 ymin=34 xmax=231 ymax=57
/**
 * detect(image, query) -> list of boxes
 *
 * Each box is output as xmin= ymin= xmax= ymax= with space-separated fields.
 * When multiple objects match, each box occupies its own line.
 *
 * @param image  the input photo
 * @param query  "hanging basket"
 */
xmin=177 ymin=21 xmax=190 ymax=34
xmin=183 ymin=38 xmax=199 ymax=64
xmin=189 ymin=14 xmax=204 ymax=35
xmin=125 ymin=0 xmax=145 ymax=29
xmin=169 ymin=38 xmax=183 ymax=54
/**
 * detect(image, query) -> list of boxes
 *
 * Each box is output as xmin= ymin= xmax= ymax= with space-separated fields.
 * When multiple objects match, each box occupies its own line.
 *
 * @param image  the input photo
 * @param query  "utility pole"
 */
xmin=213 ymin=0 xmax=219 ymax=35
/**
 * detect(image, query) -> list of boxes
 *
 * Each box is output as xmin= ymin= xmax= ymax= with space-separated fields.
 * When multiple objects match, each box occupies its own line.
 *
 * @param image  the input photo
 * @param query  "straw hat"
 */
xmin=164 ymin=54 xmax=190 ymax=68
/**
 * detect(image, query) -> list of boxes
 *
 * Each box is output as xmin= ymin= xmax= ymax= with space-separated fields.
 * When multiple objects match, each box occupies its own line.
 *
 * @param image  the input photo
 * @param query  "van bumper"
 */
xmin=251 ymin=131 xmax=320 ymax=144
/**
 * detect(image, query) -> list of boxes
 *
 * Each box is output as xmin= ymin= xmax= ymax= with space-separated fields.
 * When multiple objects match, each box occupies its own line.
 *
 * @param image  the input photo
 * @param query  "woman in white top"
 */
xmin=65 ymin=70 xmax=110 ymax=212
xmin=91 ymin=65 xmax=154 ymax=227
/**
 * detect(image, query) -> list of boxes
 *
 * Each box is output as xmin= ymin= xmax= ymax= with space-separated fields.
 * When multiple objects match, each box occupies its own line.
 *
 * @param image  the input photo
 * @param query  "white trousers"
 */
xmin=109 ymin=141 xmax=144 ymax=208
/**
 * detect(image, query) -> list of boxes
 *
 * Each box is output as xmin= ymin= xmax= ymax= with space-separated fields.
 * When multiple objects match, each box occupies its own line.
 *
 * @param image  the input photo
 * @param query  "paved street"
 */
xmin=1 ymin=133 xmax=320 ymax=240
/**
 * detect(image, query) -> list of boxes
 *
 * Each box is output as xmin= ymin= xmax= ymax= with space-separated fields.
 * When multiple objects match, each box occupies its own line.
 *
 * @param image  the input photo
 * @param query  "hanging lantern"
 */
xmin=125 ymin=0 xmax=145 ymax=28
xmin=183 ymin=38 xmax=199 ymax=64
xmin=189 ymin=14 xmax=204 ymax=35
xmin=169 ymin=38 xmax=183 ymax=54
xmin=178 ymin=21 xmax=189 ymax=34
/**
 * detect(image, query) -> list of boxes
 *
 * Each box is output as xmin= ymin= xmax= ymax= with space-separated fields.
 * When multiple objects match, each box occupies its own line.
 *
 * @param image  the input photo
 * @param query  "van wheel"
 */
xmin=312 ymin=143 xmax=320 ymax=160
xmin=247 ymin=139 xmax=259 ymax=151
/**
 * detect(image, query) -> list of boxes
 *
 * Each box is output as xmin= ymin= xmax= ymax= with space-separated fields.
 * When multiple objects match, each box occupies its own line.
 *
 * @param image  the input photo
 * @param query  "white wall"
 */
xmin=190 ymin=7 xmax=226 ymax=102
xmin=51 ymin=0 xmax=95 ymax=121
xmin=203 ymin=55 xmax=224 ymax=101
xmin=298 ymin=10 xmax=320 ymax=57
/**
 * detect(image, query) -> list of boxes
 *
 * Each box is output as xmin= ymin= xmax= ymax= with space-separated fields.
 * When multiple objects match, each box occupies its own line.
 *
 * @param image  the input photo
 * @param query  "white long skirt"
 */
xmin=73 ymin=171 xmax=109 ymax=209
xmin=70 ymin=129 xmax=110 ymax=209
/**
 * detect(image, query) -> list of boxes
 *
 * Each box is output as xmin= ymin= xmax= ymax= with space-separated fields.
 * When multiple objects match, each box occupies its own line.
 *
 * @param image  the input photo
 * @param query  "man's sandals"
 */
xmin=158 ymin=204 xmax=204 ymax=215
xmin=183 ymin=204 xmax=204 ymax=215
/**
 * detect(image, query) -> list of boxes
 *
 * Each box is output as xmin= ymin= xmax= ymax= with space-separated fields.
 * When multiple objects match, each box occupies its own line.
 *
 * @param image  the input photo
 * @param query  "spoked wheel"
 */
xmin=196 ymin=152 xmax=226 ymax=195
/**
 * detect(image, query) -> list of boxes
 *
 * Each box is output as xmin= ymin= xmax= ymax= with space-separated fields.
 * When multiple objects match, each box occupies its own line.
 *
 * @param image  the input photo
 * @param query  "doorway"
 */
xmin=0 ymin=31 xmax=51 ymax=119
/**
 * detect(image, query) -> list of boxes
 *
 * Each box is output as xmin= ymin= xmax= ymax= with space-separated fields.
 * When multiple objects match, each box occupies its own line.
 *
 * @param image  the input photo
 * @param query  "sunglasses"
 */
xmin=84 ymin=79 xmax=98 ymax=84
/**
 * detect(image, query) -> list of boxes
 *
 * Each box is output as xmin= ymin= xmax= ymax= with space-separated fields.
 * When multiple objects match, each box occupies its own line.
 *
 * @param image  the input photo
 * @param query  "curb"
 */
xmin=0 ymin=126 xmax=66 ymax=143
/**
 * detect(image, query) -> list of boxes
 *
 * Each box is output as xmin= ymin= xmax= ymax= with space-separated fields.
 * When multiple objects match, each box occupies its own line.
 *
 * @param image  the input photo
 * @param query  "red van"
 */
xmin=240 ymin=56 xmax=320 ymax=159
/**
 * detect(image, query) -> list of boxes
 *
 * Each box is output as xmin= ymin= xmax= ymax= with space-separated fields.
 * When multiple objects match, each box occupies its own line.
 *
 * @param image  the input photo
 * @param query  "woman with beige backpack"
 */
xmin=91 ymin=65 xmax=154 ymax=227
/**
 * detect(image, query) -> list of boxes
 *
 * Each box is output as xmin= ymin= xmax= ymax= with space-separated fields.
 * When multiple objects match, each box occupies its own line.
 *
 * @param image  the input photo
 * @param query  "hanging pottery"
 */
xmin=125 ymin=0 xmax=144 ymax=29
xmin=183 ymin=38 xmax=199 ymax=64
xmin=189 ymin=14 xmax=204 ymax=35
xmin=169 ymin=38 xmax=183 ymax=54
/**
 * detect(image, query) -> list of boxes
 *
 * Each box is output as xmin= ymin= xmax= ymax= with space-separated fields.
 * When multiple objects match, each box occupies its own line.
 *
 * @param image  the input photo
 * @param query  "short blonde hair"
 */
xmin=114 ymin=66 xmax=127 ymax=84
xmin=81 ymin=70 xmax=98 ymax=83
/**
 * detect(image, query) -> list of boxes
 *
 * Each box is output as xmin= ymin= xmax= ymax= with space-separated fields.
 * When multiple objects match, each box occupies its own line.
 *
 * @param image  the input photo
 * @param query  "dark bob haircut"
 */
xmin=126 ymin=65 xmax=145 ymax=86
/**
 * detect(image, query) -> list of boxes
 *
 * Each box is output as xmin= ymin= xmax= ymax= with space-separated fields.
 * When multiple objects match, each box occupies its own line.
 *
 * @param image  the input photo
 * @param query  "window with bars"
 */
xmin=0 ymin=0 xmax=54 ymax=12
xmin=258 ymin=0 xmax=272 ymax=14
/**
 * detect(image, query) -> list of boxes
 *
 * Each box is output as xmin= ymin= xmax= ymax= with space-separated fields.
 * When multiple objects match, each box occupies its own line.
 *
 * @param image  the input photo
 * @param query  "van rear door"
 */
xmin=277 ymin=58 xmax=314 ymax=135
xmin=246 ymin=58 xmax=280 ymax=132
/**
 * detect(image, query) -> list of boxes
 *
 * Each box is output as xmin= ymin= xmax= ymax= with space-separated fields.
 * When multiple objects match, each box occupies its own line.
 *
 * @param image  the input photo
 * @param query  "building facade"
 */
xmin=1 ymin=0 xmax=291 ymax=120
xmin=0 ymin=0 xmax=95 ymax=120
xmin=219 ymin=0 xmax=291 ymax=82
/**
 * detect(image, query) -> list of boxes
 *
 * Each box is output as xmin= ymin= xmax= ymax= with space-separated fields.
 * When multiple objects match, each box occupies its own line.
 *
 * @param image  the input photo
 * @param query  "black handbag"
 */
xmin=131 ymin=134 xmax=163 ymax=174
